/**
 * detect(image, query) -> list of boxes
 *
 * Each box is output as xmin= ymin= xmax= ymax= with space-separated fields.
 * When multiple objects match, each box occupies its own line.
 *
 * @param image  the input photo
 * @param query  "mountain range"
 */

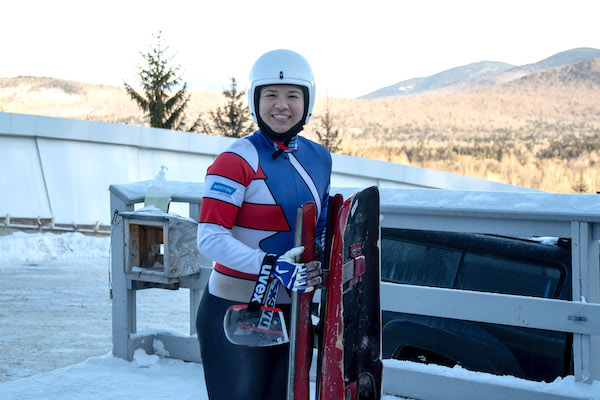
xmin=1 ymin=50 xmax=599 ymax=193
xmin=360 ymin=47 xmax=600 ymax=99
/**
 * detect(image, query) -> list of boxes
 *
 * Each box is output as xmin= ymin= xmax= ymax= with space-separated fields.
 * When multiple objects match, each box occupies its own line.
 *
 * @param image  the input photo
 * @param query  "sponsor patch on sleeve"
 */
xmin=210 ymin=182 xmax=237 ymax=196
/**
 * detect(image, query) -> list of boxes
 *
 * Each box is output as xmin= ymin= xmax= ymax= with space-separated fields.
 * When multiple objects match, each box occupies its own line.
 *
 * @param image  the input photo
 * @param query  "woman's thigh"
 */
xmin=196 ymin=291 xmax=289 ymax=400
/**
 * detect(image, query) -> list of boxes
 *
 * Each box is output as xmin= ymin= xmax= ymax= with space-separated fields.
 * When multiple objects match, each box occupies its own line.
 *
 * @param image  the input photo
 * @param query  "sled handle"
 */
xmin=287 ymin=207 xmax=303 ymax=400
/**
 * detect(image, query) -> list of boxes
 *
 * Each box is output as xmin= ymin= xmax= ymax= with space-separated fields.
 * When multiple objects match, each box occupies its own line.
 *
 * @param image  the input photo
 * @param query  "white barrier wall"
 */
xmin=0 ymin=112 xmax=535 ymax=225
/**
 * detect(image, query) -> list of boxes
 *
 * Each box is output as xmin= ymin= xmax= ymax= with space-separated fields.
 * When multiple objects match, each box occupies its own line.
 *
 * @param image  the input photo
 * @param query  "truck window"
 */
xmin=455 ymin=252 xmax=562 ymax=298
xmin=381 ymin=238 xmax=461 ymax=288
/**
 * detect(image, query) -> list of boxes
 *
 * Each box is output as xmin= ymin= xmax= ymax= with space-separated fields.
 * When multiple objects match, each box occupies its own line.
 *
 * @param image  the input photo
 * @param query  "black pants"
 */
xmin=196 ymin=290 xmax=290 ymax=400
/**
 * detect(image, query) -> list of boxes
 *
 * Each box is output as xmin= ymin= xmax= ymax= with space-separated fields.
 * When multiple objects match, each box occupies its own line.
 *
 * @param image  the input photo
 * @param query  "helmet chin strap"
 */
xmin=257 ymin=117 xmax=305 ymax=159
xmin=254 ymin=86 xmax=309 ymax=159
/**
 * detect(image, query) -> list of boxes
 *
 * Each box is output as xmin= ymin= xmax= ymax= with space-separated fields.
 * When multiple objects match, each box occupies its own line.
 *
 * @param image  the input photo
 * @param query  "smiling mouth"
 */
xmin=272 ymin=114 xmax=291 ymax=120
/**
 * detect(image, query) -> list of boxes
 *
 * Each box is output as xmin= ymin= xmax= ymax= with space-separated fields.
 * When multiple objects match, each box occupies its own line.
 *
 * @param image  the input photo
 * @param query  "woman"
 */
xmin=196 ymin=49 xmax=332 ymax=399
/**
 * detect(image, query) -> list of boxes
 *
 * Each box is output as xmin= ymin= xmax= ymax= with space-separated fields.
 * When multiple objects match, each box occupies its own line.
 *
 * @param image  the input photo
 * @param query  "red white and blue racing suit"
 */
xmin=196 ymin=129 xmax=331 ymax=399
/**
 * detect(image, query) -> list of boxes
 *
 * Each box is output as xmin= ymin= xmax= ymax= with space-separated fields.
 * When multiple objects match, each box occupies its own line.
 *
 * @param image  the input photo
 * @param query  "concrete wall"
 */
xmin=0 ymin=112 xmax=534 ymax=225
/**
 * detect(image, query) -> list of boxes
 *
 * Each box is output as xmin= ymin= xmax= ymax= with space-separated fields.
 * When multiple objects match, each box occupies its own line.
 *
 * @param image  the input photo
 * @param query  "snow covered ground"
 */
xmin=1 ymin=231 xmax=599 ymax=399
xmin=0 ymin=232 xmax=192 ymax=382
xmin=0 ymin=231 xmax=202 ymax=399
xmin=0 ymin=231 xmax=405 ymax=399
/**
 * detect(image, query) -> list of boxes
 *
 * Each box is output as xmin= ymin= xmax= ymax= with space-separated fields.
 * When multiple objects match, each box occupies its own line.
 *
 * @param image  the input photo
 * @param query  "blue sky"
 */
xmin=3 ymin=0 xmax=600 ymax=98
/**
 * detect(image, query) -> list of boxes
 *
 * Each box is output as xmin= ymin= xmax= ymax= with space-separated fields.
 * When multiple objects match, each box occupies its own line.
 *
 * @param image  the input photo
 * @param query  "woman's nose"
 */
xmin=274 ymin=97 xmax=289 ymax=109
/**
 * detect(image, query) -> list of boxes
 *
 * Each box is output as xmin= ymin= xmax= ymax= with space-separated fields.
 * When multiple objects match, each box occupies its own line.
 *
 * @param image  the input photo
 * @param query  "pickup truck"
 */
xmin=380 ymin=228 xmax=572 ymax=383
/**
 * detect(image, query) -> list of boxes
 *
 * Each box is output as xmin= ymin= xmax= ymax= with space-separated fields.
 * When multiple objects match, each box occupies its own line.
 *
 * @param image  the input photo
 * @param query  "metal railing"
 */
xmin=108 ymin=184 xmax=600 ymax=400
xmin=374 ymin=188 xmax=600 ymax=399
xmin=0 ymin=214 xmax=110 ymax=235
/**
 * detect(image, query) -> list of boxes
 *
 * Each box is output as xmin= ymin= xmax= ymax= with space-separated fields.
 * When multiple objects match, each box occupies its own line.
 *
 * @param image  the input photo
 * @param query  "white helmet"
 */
xmin=248 ymin=49 xmax=316 ymax=125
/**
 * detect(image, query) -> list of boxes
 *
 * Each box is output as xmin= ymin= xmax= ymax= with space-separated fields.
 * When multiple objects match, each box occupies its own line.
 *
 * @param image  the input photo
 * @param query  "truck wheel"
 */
xmin=394 ymin=346 xmax=458 ymax=369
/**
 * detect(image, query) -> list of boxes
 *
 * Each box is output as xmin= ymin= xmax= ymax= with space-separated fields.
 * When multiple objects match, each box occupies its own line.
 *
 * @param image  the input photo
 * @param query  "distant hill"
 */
xmin=517 ymin=47 xmax=600 ymax=72
xmin=360 ymin=61 xmax=514 ymax=99
xmin=1 ymin=59 xmax=599 ymax=138
xmin=1 ymin=58 xmax=599 ymax=193
xmin=360 ymin=47 xmax=600 ymax=99
xmin=0 ymin=76 xmax=223 ymax=127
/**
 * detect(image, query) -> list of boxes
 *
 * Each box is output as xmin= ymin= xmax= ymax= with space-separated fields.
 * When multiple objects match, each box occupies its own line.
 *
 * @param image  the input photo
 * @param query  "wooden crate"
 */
xmin=122 ymin=211 xmax=204 ymax=283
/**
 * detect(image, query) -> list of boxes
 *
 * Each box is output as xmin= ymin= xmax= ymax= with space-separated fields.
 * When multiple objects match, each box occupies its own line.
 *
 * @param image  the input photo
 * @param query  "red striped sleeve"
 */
xmin=198 ymin=198 xmax=239 ymax=228
xmin=236 ymin=203 xmax=290 ymax=231
xmin=207 ymin=152 xmax=255 ymax=186
xmin=255 ymin=166 xmax=266 ymax=179
xmin=214 ymin=263 xmax=258 ymax=280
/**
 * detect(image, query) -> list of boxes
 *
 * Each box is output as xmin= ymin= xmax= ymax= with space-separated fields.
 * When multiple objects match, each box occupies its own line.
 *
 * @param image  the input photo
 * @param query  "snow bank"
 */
xmin=0 ymin=353 xmax=208 ymax=400
xmin=0 ymin=231 xmax=110 ymax=263
xmin=0 ymin=353 xmax=404 ymax=400
xmin=385 ymin=359 xmax=600 ymax=400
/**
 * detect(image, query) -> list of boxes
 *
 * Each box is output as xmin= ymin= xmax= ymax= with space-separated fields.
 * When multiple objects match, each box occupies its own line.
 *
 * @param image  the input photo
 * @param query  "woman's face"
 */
xmin=258 ymin=85 xmax=305 ymax=133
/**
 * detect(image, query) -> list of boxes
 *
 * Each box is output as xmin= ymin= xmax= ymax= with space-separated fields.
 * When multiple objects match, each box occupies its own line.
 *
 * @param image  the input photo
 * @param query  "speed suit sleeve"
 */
xmin=197 ymin=148 xmax=266 ymax=276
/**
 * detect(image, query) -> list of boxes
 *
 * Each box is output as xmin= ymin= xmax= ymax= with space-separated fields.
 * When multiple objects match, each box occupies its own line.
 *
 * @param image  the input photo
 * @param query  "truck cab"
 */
xmin=380 ymin=228 xmax=572 ymax=382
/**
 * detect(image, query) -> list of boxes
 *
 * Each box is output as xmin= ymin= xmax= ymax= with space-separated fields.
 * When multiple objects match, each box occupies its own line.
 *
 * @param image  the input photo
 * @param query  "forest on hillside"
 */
xmin=303 ymin=61 xmax=600 ymax=193
xmin=1 ymin=59 xmax=600 ymax=193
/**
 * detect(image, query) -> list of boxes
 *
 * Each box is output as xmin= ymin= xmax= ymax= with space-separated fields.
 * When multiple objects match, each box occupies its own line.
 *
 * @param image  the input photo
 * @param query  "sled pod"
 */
xmin=319 ymin=186 xmax=382 ymax=400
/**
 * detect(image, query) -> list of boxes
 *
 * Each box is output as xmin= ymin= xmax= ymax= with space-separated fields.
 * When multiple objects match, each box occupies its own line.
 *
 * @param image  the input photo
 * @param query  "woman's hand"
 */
xmin=304 ymin=260 xmax=322 ymax=288
xmin=271 ymin=247 xmax=322 ymax=293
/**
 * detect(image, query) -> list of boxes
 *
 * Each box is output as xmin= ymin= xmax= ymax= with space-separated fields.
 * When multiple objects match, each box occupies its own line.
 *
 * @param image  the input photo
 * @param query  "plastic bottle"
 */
xmin=144 ymin=166 xmax=172 ymax=212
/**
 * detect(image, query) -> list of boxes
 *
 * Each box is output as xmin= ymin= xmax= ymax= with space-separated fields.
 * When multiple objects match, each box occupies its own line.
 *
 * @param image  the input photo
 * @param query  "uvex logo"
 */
xmin=251 ymin=264 xmax=272 ymax=304
xmin=258 ymin=308 xmax=274 ymax=330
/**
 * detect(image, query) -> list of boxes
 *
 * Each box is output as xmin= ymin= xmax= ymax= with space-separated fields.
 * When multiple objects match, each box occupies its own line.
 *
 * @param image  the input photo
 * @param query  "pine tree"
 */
xmin=315 ymin=97 xmax=343 ymax=153
xmin=572 ymin=172 xmax=589 ymax=193
xmin=124 ymin=32 xmax=193 ymax=131
xmin=206 ymin=77 xmax=255 ymax=137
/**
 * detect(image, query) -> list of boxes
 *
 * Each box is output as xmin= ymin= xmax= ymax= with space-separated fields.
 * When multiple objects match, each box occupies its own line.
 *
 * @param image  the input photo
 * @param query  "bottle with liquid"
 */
xmin=144 ymin=166 xmax=172 ymax=212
